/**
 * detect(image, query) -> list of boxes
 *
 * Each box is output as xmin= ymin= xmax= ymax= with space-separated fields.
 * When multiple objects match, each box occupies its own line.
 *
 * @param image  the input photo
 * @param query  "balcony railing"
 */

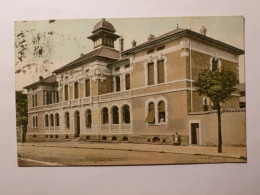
xmin=99 ymin=90 xmax=131 ymax=102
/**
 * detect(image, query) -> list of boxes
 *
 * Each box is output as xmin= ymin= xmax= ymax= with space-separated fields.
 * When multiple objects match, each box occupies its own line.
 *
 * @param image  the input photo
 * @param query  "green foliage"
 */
xmin=16 ymin=91 xmax=28 ymax=127
xmin=194 ymin=69 xmax=238 ymax=104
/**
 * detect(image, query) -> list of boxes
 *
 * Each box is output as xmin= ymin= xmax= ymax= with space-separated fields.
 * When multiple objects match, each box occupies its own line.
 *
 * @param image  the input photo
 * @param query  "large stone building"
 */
xmin=24 ymin=18 xmax=245 ymax=146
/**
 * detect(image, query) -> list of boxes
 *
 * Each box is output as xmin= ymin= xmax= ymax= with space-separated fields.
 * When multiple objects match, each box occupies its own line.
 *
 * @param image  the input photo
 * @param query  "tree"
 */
xmin=16 ymin=91 xmax=28 ymax=127
xmin=194 ymin=69 xmax=238 ymax=153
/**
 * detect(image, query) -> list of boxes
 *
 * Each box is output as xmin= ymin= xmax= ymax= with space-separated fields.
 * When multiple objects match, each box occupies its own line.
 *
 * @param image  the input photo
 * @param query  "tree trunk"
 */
xmin=217 ymin=103 xmax=222 ymax=153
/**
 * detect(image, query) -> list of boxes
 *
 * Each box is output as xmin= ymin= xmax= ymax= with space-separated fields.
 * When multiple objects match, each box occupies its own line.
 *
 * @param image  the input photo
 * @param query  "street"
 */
xmin=17 ymin=142 xmax=246 ymax=166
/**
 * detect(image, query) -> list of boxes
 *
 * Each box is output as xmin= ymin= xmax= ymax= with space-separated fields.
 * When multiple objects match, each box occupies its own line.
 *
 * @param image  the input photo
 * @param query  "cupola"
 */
xmin=88 ymin=18 xmax=120 ymax=49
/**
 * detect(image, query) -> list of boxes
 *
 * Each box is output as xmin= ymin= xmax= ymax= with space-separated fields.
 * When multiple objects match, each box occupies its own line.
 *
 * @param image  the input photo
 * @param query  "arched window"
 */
xmin=203 ymin=97 xmax=209 ymax=111
xmin=158 ymin=101 xmax=166 ymax=123
xmin=145 ymin=102 xmax=155 ymax=124
xmin=210 ymin=55 xmax=221 ymax=72
xmin=50 ymin=114 xmax=54 ymax=127
xmin=85 ymin=109 xmax=92 ymax=128
xmin=116 ymin=76 xmax=120 ymax=92
xmin=125 ymin=74 xmax=130 ymax=90
xmin=148 ymin=62 xmax=154 ymax=85
xmin=102 ymin=107 xmax=109 ymax=124
xmin=64 ymin=85 xmax=69 ymax=101
xmin=112 ymin=106 xmax=119 ymax=124
xmin=45 ymin=114 xmax=49 ymax=127
xmin=65 ymin=112 xmax=70 ymax=129
xmin=74 ymin=82 xmax=79 ymax=99
xmin=157 ymin=60 xmax=165 ymax=83
xmin=55 ymin=113 xmax=59 ymax=126
xmin=122 ymin=105 xmax=130 ymax=124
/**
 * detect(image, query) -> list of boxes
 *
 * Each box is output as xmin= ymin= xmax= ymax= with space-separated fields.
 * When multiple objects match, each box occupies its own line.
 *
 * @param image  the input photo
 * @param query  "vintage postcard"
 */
xmin=15 ymin=16 xmax=246 ymax=166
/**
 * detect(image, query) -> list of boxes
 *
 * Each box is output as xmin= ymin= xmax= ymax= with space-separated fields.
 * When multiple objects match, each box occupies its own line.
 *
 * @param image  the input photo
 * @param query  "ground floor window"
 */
xmin=158 ymin=101 xmax=166 ymax=123
xmin=145 ymin=102 xmax=155 ymax=124
xmin=102 ymin=107 xmax=109 ymax=124
xmin=55 ymin=113 xmax=60 ymax=126
xmin=122 ymin=105 xmax=130 ymax=124
xmin=50 ymin=114 xmax=54 ymax=127
xmin=86 ymin=109 xmax=92 ymax=128
xmin=65 ymin=112 xmax=70 ymax=129
xmin=45 ymin=114 xmax=49 ymax=127
xmin=112 ymin=106 xmax=119 ymax=124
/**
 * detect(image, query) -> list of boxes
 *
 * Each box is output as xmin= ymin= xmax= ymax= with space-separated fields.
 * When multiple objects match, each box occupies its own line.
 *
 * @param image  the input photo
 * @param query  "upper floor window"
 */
xmin=210 ymin=55 xmax=221 ymax=72
xmin=115 ymin=76 xmax=121 ymax=92
xmin=148 ymin=62 xmax=154 ymax=85
xmin=32 ymin=115 xmax=38 ymax=128
xmin=157 ymin=60 xmax=165 ymax=84
xmin=85 ymin=79 xmax=90 ymax=97
xmin=74 ymin=82 xmax=79 ymax=99
xmin=32 ymin=94 xmax=37 ymax=107
xmin=125 ymin=74 xmax=130 ymax=90
xmin=45 ymin=114 xmax=49 ymax=127
xmin=64 ymin=85 xmax=69 ymax=101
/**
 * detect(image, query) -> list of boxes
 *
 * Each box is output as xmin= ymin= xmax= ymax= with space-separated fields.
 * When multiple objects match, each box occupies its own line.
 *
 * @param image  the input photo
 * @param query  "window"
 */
xmin=148 ymin=63 xmax=154 ymax=85
xmin=122 ymin=105 xmax=130 ymax=124
xmin=157 ymin=60 xmax=165 ymax=84
xmin=55 ymin=91 xmax=59 ymax=103
xmin=157 ymin=46 xmax=165 ymax=51
xmin=125 ymin=74 xmax=130 ymax=90
xmin=45 ymin=114 xmax=49 ymax=127
xmin=32 ymin=94 xmax=34 ymax=107
xmin=115 ymin=67 xmax=120 ymax=72
xmin=147 ymin=49 xmax=154 ymax=54
xmin=33 ymin=116 xmax=35 ymax=127
xmin=112 ymin=106 xmax=119 ymax=124
xmin=102 ymin=108 xmax=109 ymax=124
xmin=55 ymin=113 xmax=59 ymax=126
xmin=43 ymin=91 xmax=47 ymax=105
xmin=85 ymin=109 xmax=92 ymax=128
xmin=35 ymin=94 xmax=37 ymax=106
xmin=50 ymin=114 xmax=54 ymax=127
xmin=74 ymin=82 xmax=79 ymax=99
xmin=158 ymin=101 xmax=166 ymax=123
xmin=65 ymin=112 xmax=70 ymax=129
xmin=64 ymin=85 xmax=68 ymax=101
xmin=203 ymin=97 xmax=209 ymax=111
xmin=125 ymin=64 xmax=130 ymax=69
xmin=85 ymin=79 xmax=90 ymax=97
xmin=211 ymin=56 xmax=220 ymax=71
xmin=145 ymin=102 xmax=155 ymax=124
xmin=115 ymin=76 xmax=120 ymax=92
xmin=35 ymin=115 xmax=38 ymax=127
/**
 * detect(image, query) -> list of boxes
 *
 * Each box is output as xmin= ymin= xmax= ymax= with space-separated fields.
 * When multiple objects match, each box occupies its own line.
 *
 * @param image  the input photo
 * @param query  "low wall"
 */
xmin=188 ymin=109 xmax=246 ymax=146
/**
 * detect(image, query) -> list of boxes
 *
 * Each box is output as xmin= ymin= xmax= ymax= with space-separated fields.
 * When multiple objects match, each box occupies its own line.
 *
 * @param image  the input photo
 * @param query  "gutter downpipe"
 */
xmin=189 ymin=41 xmax=193 ymax=112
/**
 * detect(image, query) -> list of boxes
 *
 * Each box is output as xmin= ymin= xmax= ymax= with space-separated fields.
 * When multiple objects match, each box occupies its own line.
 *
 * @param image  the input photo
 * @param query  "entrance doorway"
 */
xmin=74 ymin=111 xmax=80 ymax=137
xmin=190 ymin=123 xmax=199 ymax=145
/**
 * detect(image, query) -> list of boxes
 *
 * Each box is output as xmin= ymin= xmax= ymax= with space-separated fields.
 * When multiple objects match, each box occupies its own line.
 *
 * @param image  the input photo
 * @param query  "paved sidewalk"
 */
xmin=18 ymin=141 xmax=247 ymax=159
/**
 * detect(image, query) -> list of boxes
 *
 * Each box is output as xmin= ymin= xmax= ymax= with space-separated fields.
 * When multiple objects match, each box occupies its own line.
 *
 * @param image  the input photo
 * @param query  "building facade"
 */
xmin=24 ymin=18 xmax=245 ymax=146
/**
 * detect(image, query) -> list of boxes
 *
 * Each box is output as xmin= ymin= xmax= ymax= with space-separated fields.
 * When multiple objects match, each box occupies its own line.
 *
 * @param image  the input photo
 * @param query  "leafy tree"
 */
xmin=16 ymin=91 xmax=28 ymax=127
xmin=194 ymin=69 xmax=238 ymax=153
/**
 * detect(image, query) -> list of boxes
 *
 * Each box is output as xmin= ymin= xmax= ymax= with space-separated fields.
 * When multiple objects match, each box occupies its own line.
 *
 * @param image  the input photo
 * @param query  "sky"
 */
xmin=15 ymin=16 xmax=245 ymax=91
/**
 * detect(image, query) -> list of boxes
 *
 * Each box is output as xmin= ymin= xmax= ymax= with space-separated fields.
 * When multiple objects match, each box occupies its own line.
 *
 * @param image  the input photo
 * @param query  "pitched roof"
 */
xmin=53 ymin=47 xmax=120 ymax=74
xmin=123 ymin=28 xmax=244 ymax=55
xmin=24 ymin=75 xmax=56 ymax=89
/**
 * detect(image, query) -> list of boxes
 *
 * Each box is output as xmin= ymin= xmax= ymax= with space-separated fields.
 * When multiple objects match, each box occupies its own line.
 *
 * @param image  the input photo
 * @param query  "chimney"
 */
xmin=200 ymin=26 xmax=207 ymax=36
xmin=39 ymin=76 xmax=43 ymax=80
xmin=119 ymin=37 xmax=124 ymax=52
xmin=148 ymin=34 xmax=155 ymax=41
xmin=132 ymin=39 xmax=137 ymax=47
